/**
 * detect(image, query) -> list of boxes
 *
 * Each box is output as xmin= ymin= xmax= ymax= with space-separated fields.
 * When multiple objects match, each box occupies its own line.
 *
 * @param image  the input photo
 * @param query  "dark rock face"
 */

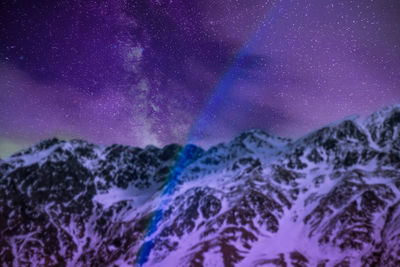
xmin=366 ymin=106 xmax=400 ymax=149
xmin=1 ymin=105 xmax=400 ymax=266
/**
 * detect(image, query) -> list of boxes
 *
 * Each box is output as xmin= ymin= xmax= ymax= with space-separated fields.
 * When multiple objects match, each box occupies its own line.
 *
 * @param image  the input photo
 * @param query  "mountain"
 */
xmin=1 ymin=105 xmax=400 ymax=267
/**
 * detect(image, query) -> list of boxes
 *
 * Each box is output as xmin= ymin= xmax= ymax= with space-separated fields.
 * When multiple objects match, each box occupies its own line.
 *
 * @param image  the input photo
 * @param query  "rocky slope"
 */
xmin=1 ymin=105 xmax=400 ymax=267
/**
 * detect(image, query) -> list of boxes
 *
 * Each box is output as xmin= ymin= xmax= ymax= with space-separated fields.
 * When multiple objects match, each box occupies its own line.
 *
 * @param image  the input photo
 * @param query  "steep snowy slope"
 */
xmin=0 ymin=105 xmax=400 ymax=266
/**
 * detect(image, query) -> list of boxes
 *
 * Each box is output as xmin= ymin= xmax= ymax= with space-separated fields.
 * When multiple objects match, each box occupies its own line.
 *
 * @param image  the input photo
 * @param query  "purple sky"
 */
xmin=1 ymin=0 xmax=400 ymax=157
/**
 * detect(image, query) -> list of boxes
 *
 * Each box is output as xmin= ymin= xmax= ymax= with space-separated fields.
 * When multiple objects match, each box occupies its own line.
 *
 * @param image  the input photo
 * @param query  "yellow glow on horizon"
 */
xmin=0 ymin=137 xmax=31 ymax=159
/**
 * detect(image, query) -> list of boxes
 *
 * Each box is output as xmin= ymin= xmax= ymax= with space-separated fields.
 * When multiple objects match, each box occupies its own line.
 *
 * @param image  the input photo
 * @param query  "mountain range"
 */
xmin=1 ymin=105 xmax=400 ymax=266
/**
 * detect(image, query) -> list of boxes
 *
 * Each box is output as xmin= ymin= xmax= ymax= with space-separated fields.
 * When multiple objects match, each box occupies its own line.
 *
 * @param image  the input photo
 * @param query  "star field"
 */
xmin=0 ymin=0 xmax=400 ymax=157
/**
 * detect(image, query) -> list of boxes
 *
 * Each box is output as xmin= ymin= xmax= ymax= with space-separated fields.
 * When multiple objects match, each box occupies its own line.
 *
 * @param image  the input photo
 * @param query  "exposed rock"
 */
xmin=1 ymin=105 xmax=400 ymax=266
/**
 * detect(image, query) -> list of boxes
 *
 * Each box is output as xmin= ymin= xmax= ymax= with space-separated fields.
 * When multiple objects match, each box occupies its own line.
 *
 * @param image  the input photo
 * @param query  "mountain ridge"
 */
xmin=1 ymin=104 xmax=400 ymax=266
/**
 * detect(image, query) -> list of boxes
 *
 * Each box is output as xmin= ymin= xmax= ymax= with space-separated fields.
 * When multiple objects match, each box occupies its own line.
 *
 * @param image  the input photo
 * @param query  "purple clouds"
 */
xmin=1 ymin=0 xmax=400 ymax=157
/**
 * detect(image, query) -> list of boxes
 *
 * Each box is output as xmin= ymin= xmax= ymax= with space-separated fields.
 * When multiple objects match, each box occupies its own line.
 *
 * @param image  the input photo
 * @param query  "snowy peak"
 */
xmin=365 ymin=104 xmax=400 ymax=125
xmin=229 ymin=129 xmax=291 ymax=150
xmin=95 ymin=142 xmax=204 ymax=190
xmin=297 ymin=118 xmax=368 ymax=147
xmin=176 ymin=130 xmax=289 ymax=183
xmin=364 ymin=104 xmax=400 ymax=149
xmin=6 ymin=138 xmax=103 ymax=170
xmin=1 ymin=104 xmax=400 ymax=266
xmin=275 ymin=119 xmax=372 ymax=170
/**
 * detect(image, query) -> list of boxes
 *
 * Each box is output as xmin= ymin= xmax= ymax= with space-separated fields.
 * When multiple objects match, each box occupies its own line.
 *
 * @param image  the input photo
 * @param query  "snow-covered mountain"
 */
xmin=1 ymin=105 xmax=400 ymax=266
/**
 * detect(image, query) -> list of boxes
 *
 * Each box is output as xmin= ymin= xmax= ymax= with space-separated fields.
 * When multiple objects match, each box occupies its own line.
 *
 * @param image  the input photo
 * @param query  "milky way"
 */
xmin=1 ymin=0 xmax=400 ymax=157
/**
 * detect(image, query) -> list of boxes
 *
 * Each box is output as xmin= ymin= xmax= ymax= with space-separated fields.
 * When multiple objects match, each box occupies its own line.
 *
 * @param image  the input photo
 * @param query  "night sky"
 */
xmin=1 ymin=0 xmax=400 ymax=158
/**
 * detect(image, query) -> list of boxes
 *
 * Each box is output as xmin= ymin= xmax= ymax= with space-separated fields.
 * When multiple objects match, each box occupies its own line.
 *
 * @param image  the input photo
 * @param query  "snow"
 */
xmin=2 ymin=104 xmax=400 ymax=266
xmin=93 ymin=180 xmax=160 ymax=210
xmin=18 ymin=144 xmax=60 ymax=167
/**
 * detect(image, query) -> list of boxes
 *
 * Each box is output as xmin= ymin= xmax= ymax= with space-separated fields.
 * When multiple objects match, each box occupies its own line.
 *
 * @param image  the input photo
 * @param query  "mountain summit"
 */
xmin=1 ymin=105 xmax=400 ymax=266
